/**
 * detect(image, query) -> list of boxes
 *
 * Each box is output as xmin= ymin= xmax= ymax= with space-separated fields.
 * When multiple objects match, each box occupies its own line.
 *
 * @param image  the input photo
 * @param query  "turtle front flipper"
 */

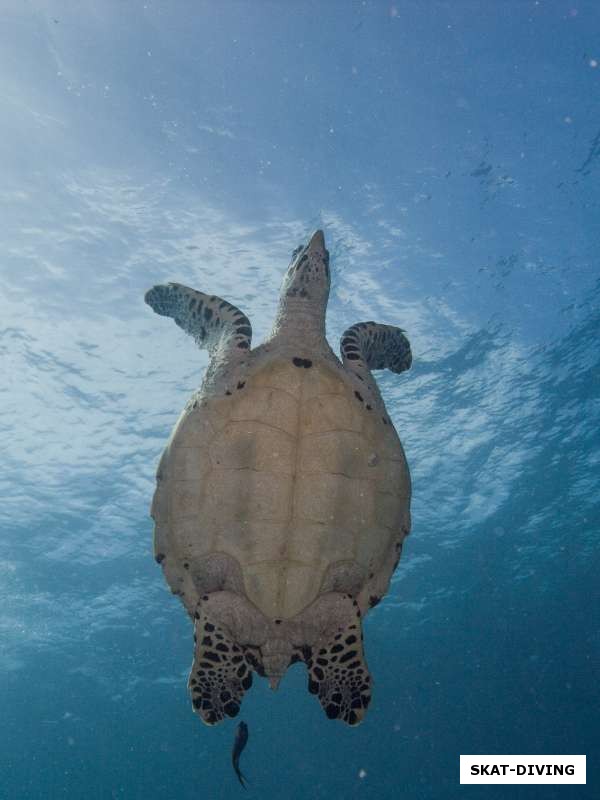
xmin=145 ymin=282 xmax=252 ymax=354
xmin=301 ymin=593 xmax=372 ymax=726
xmin=340 ymin=322 xmax=411 ymax=376
xmin=189 ymin=594 xmax=254 ymax=726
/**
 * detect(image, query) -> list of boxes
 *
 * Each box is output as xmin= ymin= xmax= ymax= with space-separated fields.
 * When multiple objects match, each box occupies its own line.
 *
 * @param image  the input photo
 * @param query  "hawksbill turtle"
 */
xmin=145 ymin=230 xmax=412 ymax=726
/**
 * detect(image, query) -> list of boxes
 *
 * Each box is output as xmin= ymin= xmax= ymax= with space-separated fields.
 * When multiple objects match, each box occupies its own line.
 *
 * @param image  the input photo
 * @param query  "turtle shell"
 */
xmin=151 ymin=357 xmax=411 ymax=620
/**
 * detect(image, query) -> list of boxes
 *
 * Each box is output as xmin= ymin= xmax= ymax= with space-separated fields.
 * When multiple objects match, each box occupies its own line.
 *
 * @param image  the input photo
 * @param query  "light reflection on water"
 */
xmin=1 ymin=3 xmax=599 ymax=799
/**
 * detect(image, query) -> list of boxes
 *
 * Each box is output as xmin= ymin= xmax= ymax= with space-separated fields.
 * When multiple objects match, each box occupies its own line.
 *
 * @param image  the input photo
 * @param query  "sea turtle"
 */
xmin=145 ymin=230 xmax=412 ymax=726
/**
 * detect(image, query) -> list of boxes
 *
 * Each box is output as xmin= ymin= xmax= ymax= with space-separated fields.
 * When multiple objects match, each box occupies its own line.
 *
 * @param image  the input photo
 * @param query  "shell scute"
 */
xmin=285 ymin=522 xmax=355 ymax=565
xmin=294 ymin=473 xmax=376 ymax=532
xmin=229 ymin=385 xmax=298 ymax=436
xmin=248 ymin=359 xmax=304 ymax=396
xmin=170 ymin=446 xmax=207 ymax=482
xmin=374 ymin=489 xmax=406 ymax=531
xmin=242 ymin=561 xmax=319 ymax=619
xmin=299 ymin=429 xmax=374 ymax=479
xmin=172 ymin=408 xmax=217 ymax=444
xmin=170 ymin=480 xmax=205 ymax=520
xmin=201 ymin=468 xmax=292 ymax=525
xmin=301 ymin=393 xmax=364 ymax=436
xmin=209 ymin=420 xmax=295 ymax=474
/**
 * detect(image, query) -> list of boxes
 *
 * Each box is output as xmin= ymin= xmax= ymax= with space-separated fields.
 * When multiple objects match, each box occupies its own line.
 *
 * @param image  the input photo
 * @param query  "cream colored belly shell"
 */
xmin=153 ymin=358 xmax=410 ymax=619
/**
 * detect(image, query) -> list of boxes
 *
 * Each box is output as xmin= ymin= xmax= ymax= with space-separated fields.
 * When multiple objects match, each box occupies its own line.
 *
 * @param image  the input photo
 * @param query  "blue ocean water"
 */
xmin=1 ymin=2 xmax=598 ymax=798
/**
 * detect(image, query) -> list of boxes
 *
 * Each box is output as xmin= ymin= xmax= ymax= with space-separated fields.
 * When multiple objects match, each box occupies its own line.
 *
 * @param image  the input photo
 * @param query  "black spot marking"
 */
xmin=216 ymin=642 xmax=229 ymax=652
xmin=340 ymin=650 xmax=357 ymax=663
xmin=204 ymin=307 xmax=213 ymax=321
xmin=236 ymin=325 xmax=251 ymax=336
xmin=308 ymin=680 xmax=319 ymax=694
xmin=155 ymin=553 xmax=165 ymax=564
xmin=331 ymin=644 xmax=343 ymax=653
xmin=242 ymin=673 xmax=253 ymax=690
xmin=237 ymin=381 xmax=246 ymax=389
xmin=345 ymin=635 xmax=357 ymax=645
xmin=325 ymin=703 xmax=339 ymax=719
xmin=292 ymin=357 xmax=304 ymax=367
xmin=354 ymin=391 xmax=363 ymax=402
xmin=183 ymin=562 xmax=189 ymax=569
xmin=225 ymin=390 xmax=232 ymax=395
xmin=313 ymin=666 xmax=325 ymax=681
xmin=237 ymin=341 xmax=250 ymax=349
xmin=201 ymin=636 xmax=213 ymax=646
xmin=346 ymin=352 xmax=360 ymax=360
xmin=204 ymin=622 xmax=215 ymax=631
xmin=382 ymin=416 xmax=388 ymax=425
xmin=274 ymin=619 xmax=281 ymax=625
xmin=369 ymin=595 xmax=381 ymax=608
xmin=193 ymin=698 xmax=202 ymax=709
xmin=204 ymin=651 xmax=220 ymax=663
xmin=366 ymin=404 xmax=372 ymax=410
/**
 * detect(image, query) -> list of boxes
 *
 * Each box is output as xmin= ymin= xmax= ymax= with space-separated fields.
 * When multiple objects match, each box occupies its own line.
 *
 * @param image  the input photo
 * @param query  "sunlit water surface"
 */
xmin=1 ymin=3 xmax=599 ymax=799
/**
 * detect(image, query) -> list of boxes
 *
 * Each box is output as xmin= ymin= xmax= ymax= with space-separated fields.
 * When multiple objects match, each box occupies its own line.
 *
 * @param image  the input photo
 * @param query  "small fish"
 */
xmin=232 ymin=720 xmax=249 ymax=789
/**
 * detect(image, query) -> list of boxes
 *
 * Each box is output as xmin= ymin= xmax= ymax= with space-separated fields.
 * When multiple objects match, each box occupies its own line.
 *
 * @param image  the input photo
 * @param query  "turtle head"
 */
xmin=281 ymin=229 xmax=330 ymax=302
xmin=272 ymin=230 xmax=331 ymax=342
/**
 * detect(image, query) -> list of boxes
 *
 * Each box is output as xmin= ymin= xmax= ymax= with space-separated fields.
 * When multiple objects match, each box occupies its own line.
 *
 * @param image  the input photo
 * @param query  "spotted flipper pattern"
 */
xmin=306 ymin=597 xmax=372 ymax=725
xmin=340 ymin=322 xmax=411 ymax=375
xmin=188 ymin=601 xmax=253 ymax=726
xmin=145 ymin=282 xmax=252 ymax=354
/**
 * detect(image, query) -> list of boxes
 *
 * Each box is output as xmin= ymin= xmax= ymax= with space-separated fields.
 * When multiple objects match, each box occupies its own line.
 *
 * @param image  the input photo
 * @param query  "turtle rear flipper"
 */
xmin=301 ymin=593 xmax=372 ymax=725
xmin=189 ymin=593 xmax=254 ymax=725
xmin=145 ymin=282 xmax=252 ymax=354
